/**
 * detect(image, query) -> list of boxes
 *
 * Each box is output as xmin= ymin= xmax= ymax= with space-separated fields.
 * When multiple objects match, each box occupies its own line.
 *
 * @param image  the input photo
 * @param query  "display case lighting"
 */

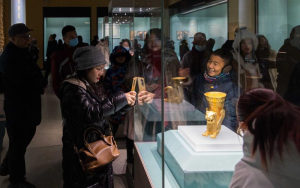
xmin=11 ymin=0 xmax=26 ymax=24
xmin=181 ymin=0 xmax=227 ymax=15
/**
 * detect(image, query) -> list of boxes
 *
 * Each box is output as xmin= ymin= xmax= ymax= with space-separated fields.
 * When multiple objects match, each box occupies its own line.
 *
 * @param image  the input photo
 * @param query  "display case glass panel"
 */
xmin=108 ymin=0 xmax=300 ymax=187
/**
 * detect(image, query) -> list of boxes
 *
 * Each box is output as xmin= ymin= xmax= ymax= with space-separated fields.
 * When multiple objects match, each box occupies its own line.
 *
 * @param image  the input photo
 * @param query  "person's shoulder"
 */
xmin=221 ymin=75 xmax=237 ymax=88
xmin=2 ymin=43 xmax=15 ymax=55
xmin=230 ymin=160 xmax=273 ymax=188
xmin=60 ymin=79 xmax=87 ymax=98
xmin=181 ymin=51 xmax=192 ymax=63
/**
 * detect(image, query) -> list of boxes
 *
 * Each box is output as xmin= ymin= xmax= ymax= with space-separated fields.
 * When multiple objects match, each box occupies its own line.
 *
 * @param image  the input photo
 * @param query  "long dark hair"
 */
xmin=256 ymin=35 xmax=271 ymax=59
xmin=76 ymin=69 xmax=98 ymax=94
xmin=237 ymin=88 xmax=300 ymax=168
xmin=120 ymin=39 xmax=131 ymax=48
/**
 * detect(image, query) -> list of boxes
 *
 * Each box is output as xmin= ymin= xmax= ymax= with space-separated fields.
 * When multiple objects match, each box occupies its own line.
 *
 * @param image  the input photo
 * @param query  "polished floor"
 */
xmin=0 ymin=86 xmax=131 ymax=188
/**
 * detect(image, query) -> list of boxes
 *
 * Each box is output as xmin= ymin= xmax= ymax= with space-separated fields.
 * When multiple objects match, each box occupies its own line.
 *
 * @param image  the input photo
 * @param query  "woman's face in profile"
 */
xmin=87 ymin=65 xmax=105 ymax=83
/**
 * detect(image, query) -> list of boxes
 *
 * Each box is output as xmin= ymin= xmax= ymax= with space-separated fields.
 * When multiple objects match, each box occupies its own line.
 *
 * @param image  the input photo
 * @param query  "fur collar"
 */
xmin=64 ymin=78 xmax=87 ymax=90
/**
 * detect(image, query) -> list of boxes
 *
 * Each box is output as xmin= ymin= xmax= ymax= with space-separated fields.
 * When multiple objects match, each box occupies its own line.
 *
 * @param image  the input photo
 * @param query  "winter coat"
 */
xmin=179 ymin=44 xmax=189 ymax=60
xmin=192 ymin=72 xmax=239 ymax=131
xmin=181 ymin=47 xmax=211 ymax=102
xmin=141 ymin=48 xmax=180 ymax=98
xmin=181 ymin=47 xmax=211 ymax=79
xmin=59 ymin=78 xmax=129 ymax=187
xmin=0 ymin=42 xmax=45 ymax=126
xmin=51 ymin=44 xmax=77 ymax=96
xmin=104 ymin=47 xmax=142 ymax=139
xmin=104 ymin=46 xmax=132 ymax=94
xmin=256 ymin=49 xmax=277 ymax=91
xmin=230 ymin=131 xmax=300 ymax=188
xmin=276 ymin=41 xmax=300 ymax=106
xmin=232 ymin=29 xmax=263 ymax=92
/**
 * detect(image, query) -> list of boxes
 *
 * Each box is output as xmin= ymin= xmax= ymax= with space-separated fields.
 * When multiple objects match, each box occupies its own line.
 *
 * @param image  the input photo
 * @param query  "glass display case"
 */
xmin=108 ymin=0 xmax=300 ymax=187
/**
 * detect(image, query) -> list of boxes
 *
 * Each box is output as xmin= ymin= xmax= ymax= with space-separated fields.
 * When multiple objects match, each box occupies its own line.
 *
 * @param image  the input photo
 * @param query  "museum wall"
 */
xmin=26 ymin=0 xmax=109 ymax=67
xmin=170 ymin=2 xmax=228 ymax=57
xmin=258 ymin=0 xmax=300 ymax=51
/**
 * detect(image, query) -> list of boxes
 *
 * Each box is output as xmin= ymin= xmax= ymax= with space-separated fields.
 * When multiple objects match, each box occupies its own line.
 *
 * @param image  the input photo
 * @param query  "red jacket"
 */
xmin=51 ymin=45 xmax=77 ymax=96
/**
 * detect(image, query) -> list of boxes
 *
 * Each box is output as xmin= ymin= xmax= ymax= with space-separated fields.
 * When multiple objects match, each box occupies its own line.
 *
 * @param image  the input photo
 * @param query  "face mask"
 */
xmin=195 ymin=45 xmax=206 ymax=52
xmin=124 ymin=47 xmax=130 ymax=51
xmin=69 ymin=38 xmax=78 ymax=47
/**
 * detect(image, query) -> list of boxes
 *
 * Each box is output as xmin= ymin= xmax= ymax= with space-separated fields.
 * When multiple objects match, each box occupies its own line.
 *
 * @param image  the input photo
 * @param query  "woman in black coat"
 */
xmin=59 ymin=46 xmax=136 ymax=188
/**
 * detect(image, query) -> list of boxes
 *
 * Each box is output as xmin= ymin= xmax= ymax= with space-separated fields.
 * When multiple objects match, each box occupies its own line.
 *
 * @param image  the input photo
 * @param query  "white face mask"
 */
xmin=242 ymin=130 xmax=254 ymax=158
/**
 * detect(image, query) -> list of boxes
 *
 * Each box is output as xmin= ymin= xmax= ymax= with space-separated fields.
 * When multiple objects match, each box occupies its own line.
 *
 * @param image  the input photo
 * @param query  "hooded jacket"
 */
xmin=232 ymin=29 xmax=263 ymax=91
xmin=104 ymin=46 xmax=132 ymax=94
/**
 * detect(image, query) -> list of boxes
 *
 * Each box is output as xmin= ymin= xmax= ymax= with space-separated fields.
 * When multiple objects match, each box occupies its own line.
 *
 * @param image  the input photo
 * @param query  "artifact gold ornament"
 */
xmin=202 ymin=92 xmax=226 ymax=138
xmin=164 ymin=77 xmax=186 ymax=103
xmin=131 ymin=77 xmax=146 ymax=92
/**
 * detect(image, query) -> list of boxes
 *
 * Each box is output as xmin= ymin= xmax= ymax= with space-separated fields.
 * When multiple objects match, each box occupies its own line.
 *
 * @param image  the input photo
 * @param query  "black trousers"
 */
xmin=2 ymin=123 xmax=36 ymax=183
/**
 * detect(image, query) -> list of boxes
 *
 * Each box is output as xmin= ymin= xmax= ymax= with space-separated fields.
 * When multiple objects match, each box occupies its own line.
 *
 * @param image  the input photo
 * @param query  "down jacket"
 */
xmin=59 ymin=77 xmax=129 ymax=188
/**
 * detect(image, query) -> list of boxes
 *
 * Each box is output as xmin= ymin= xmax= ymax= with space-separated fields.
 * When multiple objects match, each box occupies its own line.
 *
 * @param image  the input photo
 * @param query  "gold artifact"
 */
xmin=202 ymin=92 xmax=226 ymax=138
xmin=164 ymin=77 xmax=186 ymax=103
xmin=131 ymin=77 xmax=146 ymax=92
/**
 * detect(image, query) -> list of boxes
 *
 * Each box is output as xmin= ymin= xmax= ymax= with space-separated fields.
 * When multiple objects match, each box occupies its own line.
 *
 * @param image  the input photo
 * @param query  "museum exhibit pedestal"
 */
xmin=157 ymin=126 xmax=243 ymax=188
xmin=178 ymin=125 xmax=243 ymax=152
xmin=135 ymin=126 xmax=243 ymax=188
xmin=134 ymin=142 xmax=180 ymax=188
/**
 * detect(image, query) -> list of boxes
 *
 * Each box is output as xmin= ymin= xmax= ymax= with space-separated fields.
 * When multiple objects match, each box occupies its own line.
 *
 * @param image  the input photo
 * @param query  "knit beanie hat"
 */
xmin=73 ymin=46 xmax=106 ymax=71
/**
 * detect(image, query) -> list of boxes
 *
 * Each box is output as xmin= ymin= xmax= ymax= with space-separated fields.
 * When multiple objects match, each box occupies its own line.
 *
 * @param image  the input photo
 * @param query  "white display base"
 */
xmin=178 ymin=125 xmax=243 ymax=152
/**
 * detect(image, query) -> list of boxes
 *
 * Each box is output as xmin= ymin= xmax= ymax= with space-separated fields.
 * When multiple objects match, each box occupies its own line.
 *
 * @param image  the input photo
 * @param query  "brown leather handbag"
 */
xmin=76 ymin=127 xmax=120 ymax=173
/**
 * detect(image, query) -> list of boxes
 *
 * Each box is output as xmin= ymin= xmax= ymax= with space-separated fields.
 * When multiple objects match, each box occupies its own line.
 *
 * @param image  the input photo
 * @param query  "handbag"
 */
xmin=75 ymin=127 xmax=120 ymax=173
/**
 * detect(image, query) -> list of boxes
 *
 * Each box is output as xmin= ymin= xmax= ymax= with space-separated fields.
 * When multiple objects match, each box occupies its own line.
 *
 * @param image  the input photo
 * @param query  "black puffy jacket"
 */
xmin=59 ymin=77 xmax=129 ymax=147
xmin=59 ymin=78 xmax=129 ymax=188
